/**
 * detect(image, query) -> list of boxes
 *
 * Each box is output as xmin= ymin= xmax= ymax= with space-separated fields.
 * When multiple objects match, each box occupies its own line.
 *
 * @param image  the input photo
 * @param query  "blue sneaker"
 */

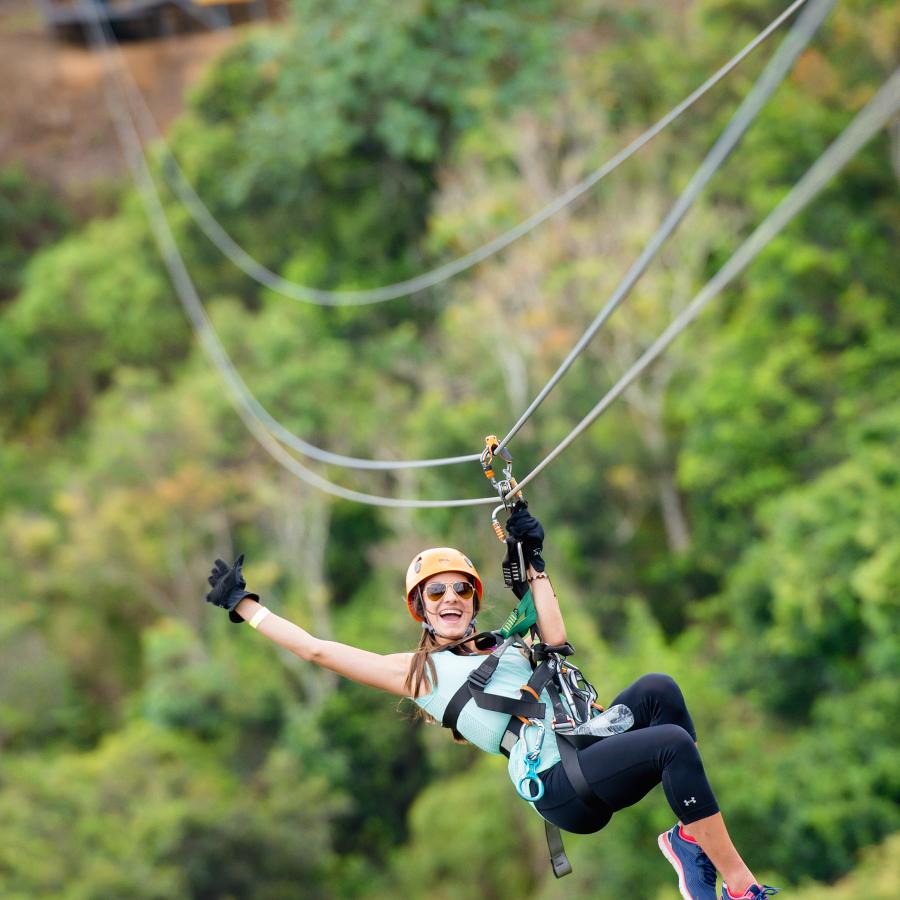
xmin=658 ymin=824 xmax=718 ymax=899
xmin=721 ymin=885 xmax=779 ymax=899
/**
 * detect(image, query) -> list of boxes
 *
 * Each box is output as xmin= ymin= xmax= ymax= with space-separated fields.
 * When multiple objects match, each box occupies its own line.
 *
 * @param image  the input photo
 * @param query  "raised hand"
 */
xmin=205 ymin=554 xmax=259 ymax=623
xmin=505 ymin=500 xmax=546 ymax=573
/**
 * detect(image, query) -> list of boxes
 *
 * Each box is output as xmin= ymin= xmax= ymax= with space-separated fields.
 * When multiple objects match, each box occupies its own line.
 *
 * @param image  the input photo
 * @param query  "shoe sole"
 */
xmin=657 ymin=830 xmax=694 ymax=900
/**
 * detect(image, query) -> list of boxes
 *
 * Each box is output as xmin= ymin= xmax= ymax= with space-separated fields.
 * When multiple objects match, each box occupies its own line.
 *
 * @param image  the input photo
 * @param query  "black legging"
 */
xmin=534 ymin=673 xmax=720 ymax=833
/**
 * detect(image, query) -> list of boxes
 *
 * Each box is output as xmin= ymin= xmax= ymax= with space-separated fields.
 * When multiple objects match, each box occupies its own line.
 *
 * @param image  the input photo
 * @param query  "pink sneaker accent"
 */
xmin=721 ymin=882 xmax=780 ymax=899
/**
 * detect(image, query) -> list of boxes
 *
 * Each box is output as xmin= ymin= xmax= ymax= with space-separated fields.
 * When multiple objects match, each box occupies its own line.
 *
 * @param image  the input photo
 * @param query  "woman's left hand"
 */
xmin=506 ymin=500 xmax=546 ymax=572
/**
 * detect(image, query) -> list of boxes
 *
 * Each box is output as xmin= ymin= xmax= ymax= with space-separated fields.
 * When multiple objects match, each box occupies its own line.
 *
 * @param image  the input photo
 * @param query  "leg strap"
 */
xmin=544 ymin=821 xmax=573 ymax=878
xmin=557 ymin=734 xmax=608 ymax=814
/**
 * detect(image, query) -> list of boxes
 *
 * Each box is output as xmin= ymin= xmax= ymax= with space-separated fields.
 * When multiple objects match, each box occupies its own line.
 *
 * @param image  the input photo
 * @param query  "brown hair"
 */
xmin=403 ymin=585 xmax=473 ymax=743
xmin=404 ymin=625 xmax=441 ymax=700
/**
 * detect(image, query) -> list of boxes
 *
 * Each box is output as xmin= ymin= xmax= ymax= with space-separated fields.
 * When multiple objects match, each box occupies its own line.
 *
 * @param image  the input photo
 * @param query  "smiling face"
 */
xmin=421 ymin=570 xmax=477 ymax=643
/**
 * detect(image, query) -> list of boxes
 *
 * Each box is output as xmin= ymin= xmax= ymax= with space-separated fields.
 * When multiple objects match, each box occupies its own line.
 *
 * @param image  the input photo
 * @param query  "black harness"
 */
xmin=439 ymin=634 xmax=607 ymax=878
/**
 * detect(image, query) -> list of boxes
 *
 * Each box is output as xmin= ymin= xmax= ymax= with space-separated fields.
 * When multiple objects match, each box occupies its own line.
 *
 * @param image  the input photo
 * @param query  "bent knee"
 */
xmin=635 ymin=672 xmax=684 ymax=702
xmin=655 ymin=723 xmax=698 ymax=756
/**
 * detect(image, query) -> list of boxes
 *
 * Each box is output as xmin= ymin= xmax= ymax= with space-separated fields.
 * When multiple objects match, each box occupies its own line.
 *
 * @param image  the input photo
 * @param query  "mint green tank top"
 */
xmin=411 ymin=644 xmax=563 ymax=791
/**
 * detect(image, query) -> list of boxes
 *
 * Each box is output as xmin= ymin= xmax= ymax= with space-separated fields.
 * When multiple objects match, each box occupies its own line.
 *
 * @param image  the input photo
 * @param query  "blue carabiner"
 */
xmin=515 ymin=720 xmax=546 ymax=802
xmin=517 ymin=767 xmax=545 ymax=801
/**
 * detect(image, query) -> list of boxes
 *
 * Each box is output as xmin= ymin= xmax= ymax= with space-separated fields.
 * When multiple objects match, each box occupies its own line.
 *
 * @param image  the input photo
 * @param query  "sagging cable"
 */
xmin=101 ymin=1 xmax=809 ymax=305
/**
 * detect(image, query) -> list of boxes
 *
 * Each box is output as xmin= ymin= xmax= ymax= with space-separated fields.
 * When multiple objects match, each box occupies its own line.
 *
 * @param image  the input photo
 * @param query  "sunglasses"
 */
xmin=422 ymin=581 xmax=475 ymax=602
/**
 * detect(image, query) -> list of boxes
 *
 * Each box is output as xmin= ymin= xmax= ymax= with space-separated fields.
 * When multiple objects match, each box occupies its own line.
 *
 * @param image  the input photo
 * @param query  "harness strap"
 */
xmin=496 ymin=659 xmax=608 ymax=816
xmin=522 ymin=655 xmax=557 ymax=702
xmin=441 ymin=680 xmax=472 ymax=730
xmin=505 ymin=657 xmax=580 ymax=881
xmin=499 ymin=717 xmax=523 ymax=758
xmin=438 ymin=640 xmax=596 ymax=882
xmin=544 ymin=821 xmax=573 ymax=878
xmin=471 ymin=690 xmax=545 ymax=718
xmin=546 ymin=680 xmax=576 ymax=730
xmin=556 ymin=733 xmax=608 ymax=813
xmin=496 ymin=654 xmax=566 ymax=752
xmin=531 ymin=641 xmax=576 ymax=660
xmin=502 ymin=720 xmax=606 ymax=815
xmin=441 ymin=644 xmax=547 ymax=730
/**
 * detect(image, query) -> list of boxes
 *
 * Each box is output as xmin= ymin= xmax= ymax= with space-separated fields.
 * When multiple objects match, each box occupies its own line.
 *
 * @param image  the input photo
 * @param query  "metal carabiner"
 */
xmin=481 ymin=435 xmax=522 ymax=510
xmin=516 ymin=719 xmax=546 ymax=802
xmin=490 ymin=504 xmax=508 ymax=543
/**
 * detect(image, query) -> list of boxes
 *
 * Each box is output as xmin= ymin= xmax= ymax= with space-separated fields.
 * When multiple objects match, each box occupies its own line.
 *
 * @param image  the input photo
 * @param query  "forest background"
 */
xmin=1 ymin=1 xmax=898 ymax=897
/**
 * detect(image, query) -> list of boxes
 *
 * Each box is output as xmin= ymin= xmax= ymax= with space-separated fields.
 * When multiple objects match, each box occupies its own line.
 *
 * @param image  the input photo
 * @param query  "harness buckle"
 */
xmin=467 ymin=663 xmax=497 ymax=691
xmin=551 ymin=716 xmax=577 ymax=732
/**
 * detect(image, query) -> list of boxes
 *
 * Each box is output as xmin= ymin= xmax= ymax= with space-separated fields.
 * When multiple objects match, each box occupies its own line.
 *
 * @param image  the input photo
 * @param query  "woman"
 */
xmin=205 ymin=503 xmax=777 ymax=900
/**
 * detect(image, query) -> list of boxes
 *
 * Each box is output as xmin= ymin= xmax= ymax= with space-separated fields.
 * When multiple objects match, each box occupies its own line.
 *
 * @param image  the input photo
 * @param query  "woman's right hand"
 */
xmin=205 ymin=554 xmax=259 ymax=623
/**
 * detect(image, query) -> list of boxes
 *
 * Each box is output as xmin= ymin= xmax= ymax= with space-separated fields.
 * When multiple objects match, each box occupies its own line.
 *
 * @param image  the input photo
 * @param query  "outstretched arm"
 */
xmin=205 ymin=556 xmax=414 ymax=698
xmin=233 ymin=598 xmax=414 ymax=697
xmin=234 ymin=598 xmax=414 ymax=697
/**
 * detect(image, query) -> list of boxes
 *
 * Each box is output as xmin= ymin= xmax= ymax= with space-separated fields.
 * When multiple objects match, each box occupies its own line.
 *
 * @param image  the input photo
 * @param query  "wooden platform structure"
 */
xmin=38 ymin=0 xmax=270 ymax=40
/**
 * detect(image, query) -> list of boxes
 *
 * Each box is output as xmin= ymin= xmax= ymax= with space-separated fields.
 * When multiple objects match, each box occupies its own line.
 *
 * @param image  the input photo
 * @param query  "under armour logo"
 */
xmin=684 ymin=797 xmax=697 ymax=806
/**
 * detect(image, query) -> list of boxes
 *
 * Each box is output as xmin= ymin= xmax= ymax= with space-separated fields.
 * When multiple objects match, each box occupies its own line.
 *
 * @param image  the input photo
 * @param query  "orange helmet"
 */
xmin=405 ymin=547 xmax=483 ymax=622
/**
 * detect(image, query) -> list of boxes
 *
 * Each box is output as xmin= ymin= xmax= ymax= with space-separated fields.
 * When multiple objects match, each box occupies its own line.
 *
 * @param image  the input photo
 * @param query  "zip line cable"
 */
xmin=494 ymin=0 xmax=836 ymax=454
xmin=87 ymin=0 xmax=823 ymax=476
xmin=84 ymin=5 xmax=493 ymax=507
xmin=84 ymin=6 xmax=479 ymax=472
xmin=512 ymin=68 xmax=900 ymax=498
xmin=85 ymin=3 xmax=895 ymax=509
xmin=102 ymin=0 xmax=809 ymax=306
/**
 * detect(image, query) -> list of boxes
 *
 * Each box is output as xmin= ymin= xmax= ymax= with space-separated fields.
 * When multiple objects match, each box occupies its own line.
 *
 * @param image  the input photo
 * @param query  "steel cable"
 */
xmin=87 ymin=0 xmax=822 ymax=475
xmin=86 ymin=6 xmax=483 ymax=471
xmin=84 ymin=0 xmax=884 ymax=510
xmin=511 ymin=67 xmax=900 ymax=498
xmin=495 ymin=0 xmax=836 ymax=454
xmin=104 ymin=1 xmax=809 ymax=306
xmin=83 ymin=3 xmax=498 ymax=506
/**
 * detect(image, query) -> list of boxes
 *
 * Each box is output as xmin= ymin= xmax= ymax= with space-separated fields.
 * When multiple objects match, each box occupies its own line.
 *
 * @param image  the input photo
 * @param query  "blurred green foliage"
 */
xmin=0 ymin=165 xmax=70 ymax=302
xmin=0 ymin=0 xmax=897 ymax=897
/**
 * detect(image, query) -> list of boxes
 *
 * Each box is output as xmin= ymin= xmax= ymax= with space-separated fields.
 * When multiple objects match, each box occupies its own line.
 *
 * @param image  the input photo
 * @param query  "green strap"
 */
xmin=498 ymin=588 xmax=537 ymax=638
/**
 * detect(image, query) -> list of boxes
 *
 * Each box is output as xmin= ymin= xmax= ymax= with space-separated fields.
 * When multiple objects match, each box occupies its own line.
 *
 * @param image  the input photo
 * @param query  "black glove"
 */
xmin=205 ymin=554 xmax=259 ymax=623
xmin=505 ymin=500 xmax=546 ymax=573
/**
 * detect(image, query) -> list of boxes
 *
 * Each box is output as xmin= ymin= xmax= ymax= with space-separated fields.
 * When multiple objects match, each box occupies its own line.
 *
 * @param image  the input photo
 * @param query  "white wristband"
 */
xmin=248 ymin=606 xmax=271 ymax=629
